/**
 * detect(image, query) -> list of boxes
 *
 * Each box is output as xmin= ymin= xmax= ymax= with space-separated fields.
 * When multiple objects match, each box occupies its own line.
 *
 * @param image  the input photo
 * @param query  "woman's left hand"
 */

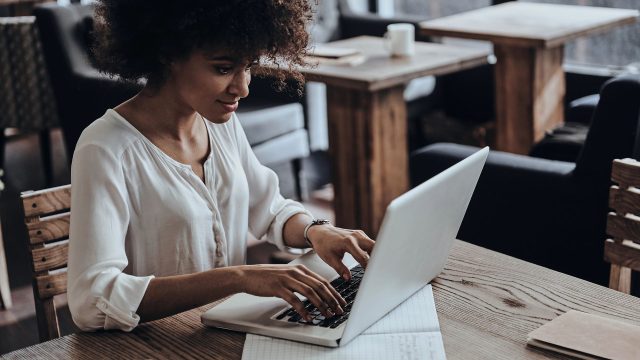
xmin=306 ymin=225 xmax=375 ymax=281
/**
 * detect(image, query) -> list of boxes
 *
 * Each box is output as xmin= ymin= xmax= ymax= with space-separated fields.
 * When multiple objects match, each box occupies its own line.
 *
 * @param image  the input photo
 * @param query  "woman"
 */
xmin=68 ymin=0 xmax=375 ymax=331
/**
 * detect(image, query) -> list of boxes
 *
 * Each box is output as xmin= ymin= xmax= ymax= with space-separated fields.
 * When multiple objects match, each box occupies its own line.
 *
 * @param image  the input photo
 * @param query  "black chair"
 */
xmin=529 ymin=92 xmax=602 ymax=163
xmin=34 ymin=4 xmax=139 ymax=158
xmin=410 ymin=75 xmax=640 ymax=286
xmin=529 ymin=71 xmax=628 ymax=163
xmin=34 ymin=3 xmax=310 ymax=199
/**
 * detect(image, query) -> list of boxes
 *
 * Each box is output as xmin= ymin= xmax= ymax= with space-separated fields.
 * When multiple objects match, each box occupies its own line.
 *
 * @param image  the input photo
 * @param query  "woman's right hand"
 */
xmin=238 ymin=264 xmax=347 ymax=321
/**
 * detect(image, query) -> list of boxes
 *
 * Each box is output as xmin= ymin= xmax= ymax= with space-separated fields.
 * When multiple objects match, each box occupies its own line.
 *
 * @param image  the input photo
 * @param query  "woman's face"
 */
xmin=166 ymin=49 xmax=255 ymax=123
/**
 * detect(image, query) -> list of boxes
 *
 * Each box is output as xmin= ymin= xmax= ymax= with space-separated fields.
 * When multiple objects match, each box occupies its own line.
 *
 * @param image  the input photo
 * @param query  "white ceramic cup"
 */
xmin=384 ymin=23 xmax=415 ymax=57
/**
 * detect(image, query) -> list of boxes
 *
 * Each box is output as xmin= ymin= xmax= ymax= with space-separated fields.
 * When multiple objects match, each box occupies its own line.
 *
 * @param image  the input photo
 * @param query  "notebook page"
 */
xmin=242 ymin=332 xmax=446 ymax=360
xmin=364 ymin=284 xmax=440 ymax=335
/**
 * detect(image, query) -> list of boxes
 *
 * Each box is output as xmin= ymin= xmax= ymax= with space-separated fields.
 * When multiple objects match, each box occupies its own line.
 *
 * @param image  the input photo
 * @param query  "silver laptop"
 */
xmin=201 ymin=147 xmax=489 ymax=347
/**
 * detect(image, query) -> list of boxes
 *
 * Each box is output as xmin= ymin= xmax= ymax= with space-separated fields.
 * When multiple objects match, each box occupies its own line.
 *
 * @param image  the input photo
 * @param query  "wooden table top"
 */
xmin=419 ymin=2 xmax=639 ymax=48
xmin=0 ymin=0 xmax=49 ymax=5
xmin=298 ymin=36 xmax=490 ymax=91
xmin=4 ymin=240 xmax=640 ymax=359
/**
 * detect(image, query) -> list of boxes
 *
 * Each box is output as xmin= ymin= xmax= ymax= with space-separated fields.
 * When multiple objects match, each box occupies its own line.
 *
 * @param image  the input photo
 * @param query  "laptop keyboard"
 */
xmin=274 ymin=265 xmax=364 ymax=328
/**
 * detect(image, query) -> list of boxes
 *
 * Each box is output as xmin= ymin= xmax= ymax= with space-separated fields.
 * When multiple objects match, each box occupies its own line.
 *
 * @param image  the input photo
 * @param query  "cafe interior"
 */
xmin=0 ymin=0 xmax=639 ymax=358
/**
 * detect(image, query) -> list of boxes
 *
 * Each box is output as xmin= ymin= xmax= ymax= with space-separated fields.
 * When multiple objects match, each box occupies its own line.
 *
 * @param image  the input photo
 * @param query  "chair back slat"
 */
xmin=606 ymin=214 xmax=640 ymax=245
xmin=31 ymin=242 xmax=68 ymax=273
xmin=26 ymin=212 xmax=70 ymax=245
xmin=36 ymin=273 xmax=68 ymax=299
xmin=604 ymin=240 xmax=640 ymax=272
xmin=21 ymin=185 xmax=71 ymax=341
xmin=611 ymin=158 xmax=640 ymax=189
xmin=605 ymin=158 xmax=640 ymax=295
xmin=22 ymin=185 xmax=71 ymax=218
xmin=608 ymin=186 xmax=640 ymax=216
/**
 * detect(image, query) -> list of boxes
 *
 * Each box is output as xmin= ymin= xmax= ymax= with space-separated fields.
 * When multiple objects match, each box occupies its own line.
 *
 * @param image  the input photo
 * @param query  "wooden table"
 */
xmin=420 ymin=2 xmax=639 ymax=154
xmin=0 ymin=0 xmax=53 ymax=16
xmin=5 ymin=241 xmax=640 ymax=359
xmin=300 ymin=36 xmax=490 ymax=235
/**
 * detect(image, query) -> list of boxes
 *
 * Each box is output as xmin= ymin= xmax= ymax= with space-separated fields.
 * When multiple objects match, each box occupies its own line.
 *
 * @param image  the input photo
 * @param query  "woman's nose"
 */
xmin=228 ymin=70 xmax=250 ymax=99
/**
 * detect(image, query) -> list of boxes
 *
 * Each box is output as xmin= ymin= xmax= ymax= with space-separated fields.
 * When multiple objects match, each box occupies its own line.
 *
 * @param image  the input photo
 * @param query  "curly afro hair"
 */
xmin=91 ymin=0 xmax=314 ymax=94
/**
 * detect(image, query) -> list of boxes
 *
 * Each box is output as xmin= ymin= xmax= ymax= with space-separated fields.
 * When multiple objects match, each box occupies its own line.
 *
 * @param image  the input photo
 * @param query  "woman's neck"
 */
xmin=117 ymin=84 xmax=201 ymax=143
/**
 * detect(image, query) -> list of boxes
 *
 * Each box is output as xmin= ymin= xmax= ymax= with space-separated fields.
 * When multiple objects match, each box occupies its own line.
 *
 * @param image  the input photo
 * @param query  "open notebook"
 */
xmin=241 ymin=284 xmax=446 ymax=360
xmin=309 ymin=45 xmax=361 ymax=59
xmin=306 ymin=44 xmax=366 ymax=66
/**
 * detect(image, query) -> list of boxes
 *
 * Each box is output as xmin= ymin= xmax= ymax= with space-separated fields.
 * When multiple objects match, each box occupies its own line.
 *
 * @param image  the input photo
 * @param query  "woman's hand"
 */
xmin=238 ymin=264 xmax=347 ymax=321
xmin=307 ymin=225 xmax=375 ymax=281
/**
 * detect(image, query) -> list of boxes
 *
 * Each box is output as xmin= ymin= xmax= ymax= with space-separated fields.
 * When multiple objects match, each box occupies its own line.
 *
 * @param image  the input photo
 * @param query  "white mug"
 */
xmin=384 ymin=23 xmax=415 ymax=57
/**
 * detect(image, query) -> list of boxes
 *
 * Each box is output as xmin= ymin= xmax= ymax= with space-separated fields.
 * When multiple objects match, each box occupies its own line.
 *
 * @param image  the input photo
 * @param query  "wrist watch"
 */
xmin=303 ymin=219 xmax=331 ymax=248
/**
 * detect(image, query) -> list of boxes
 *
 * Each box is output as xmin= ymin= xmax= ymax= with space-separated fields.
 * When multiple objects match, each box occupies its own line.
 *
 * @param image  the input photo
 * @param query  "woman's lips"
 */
xmin=218 ymin=100 xmax=238 ymax=113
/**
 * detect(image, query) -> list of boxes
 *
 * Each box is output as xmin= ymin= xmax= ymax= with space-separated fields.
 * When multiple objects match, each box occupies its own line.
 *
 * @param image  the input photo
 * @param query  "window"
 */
xmin=522 ymin=0 xmax=639 ymax=69
xmin=388 ymin=0 xmax=491 ymax=19
xmin=389 ymin=0 xmax=638 ymax=70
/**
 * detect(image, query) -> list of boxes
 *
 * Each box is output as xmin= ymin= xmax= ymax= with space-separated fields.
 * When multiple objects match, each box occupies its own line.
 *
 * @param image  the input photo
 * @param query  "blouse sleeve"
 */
xmin=231 ymin=114 xmax=312 ymax=250
xmin=68 ymin=143 xmax=154 ymax=332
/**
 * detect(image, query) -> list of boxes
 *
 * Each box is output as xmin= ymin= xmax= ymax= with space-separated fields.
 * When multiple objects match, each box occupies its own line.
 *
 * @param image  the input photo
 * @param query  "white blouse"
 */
xmin=68 ymin=109 xmax=310 ymax=331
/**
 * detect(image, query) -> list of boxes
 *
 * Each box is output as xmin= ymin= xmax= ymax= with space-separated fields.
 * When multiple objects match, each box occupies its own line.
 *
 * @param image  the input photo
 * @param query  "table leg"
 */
xmin=494 ymin=44 xmax=565 ymax=154
xmin=326 ymin=85 xmax=409 ymax=236
xmin=0 ymin=220 xmax=11 ymax=309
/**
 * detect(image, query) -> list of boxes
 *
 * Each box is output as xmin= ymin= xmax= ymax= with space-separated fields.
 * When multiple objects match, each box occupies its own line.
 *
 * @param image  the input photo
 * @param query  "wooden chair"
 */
xmin=604 ymin=159 xmax=640 ymax=294
xmin=20 ymin=184 xmax=71 ymax=341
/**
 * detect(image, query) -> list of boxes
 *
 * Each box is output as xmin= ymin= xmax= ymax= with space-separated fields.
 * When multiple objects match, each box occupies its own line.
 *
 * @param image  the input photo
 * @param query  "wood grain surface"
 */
xmin=419 ymin=2 xmax=638 ymax=49
xmin=605 ymin=158 xmax=640 ymax=292
xmin=26 ymin=213 xmax=69 ymax=245
xmin=611 ymin=158 xmax=640 ymax=188
xmin=433 ymin=242 xmax=640 ymax=359
xmin=21 ymin=186 xmax=72 ymax=341
xmin=607 ymin=215 xmax=640 ymax=245
xmin=298 ymin=36 xmax=489 ymax=91
xmin=298 ymin=36 xmax=488 ymax=234
xmin=5 ymin=241 xmax=640 ymax=359
xmin=21 ymin=185 xmax=71 ymax=218
xmin=604 ymin=240 xmax=640 ymax=271
xmin=30 ymin=242 xmax=68 ymax=273
xmin=327 ymin=85 xmax=408 ymax=235
xmin=493 ymin=43 xmax=565 ymax=154
xmin=609 ymin=185 xmax=640 ymax=215
xmin=35 ymin=273 xmax=67 ymax=299
xmin=420 ymin=3 xmax=637 ymax=154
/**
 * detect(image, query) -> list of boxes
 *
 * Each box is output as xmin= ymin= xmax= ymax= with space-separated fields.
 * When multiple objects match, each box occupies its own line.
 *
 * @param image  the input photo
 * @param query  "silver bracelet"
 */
xmin=303 ymin=219 xmax=331 ymax=248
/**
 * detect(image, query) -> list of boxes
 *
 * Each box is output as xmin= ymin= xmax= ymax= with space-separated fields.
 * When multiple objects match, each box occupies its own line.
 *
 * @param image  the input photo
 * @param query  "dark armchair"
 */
xmin=34 ymin=3 xmax=310 ymax=198
xmin=529 ymin=90 xmax=601 ymax=163
xmin=34 ymin=4 xmax=139 ymax=158
xmin=410 ymin=75 xmax=640 ymax=286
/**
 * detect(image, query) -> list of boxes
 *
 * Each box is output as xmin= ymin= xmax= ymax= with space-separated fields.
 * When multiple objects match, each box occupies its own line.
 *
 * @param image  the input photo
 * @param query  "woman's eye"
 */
xmin=216 ymin=66 xmax=232 ymax=75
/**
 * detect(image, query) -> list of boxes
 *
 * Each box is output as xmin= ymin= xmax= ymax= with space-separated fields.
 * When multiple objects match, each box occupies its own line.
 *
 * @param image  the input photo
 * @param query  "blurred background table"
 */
xmin=420 ymin=2 xmax=638 ymax=154
xmin=0 ymin=0 xmax=52 ymax=16
xmin=298 ymin=36 xmax=489 ymax=236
